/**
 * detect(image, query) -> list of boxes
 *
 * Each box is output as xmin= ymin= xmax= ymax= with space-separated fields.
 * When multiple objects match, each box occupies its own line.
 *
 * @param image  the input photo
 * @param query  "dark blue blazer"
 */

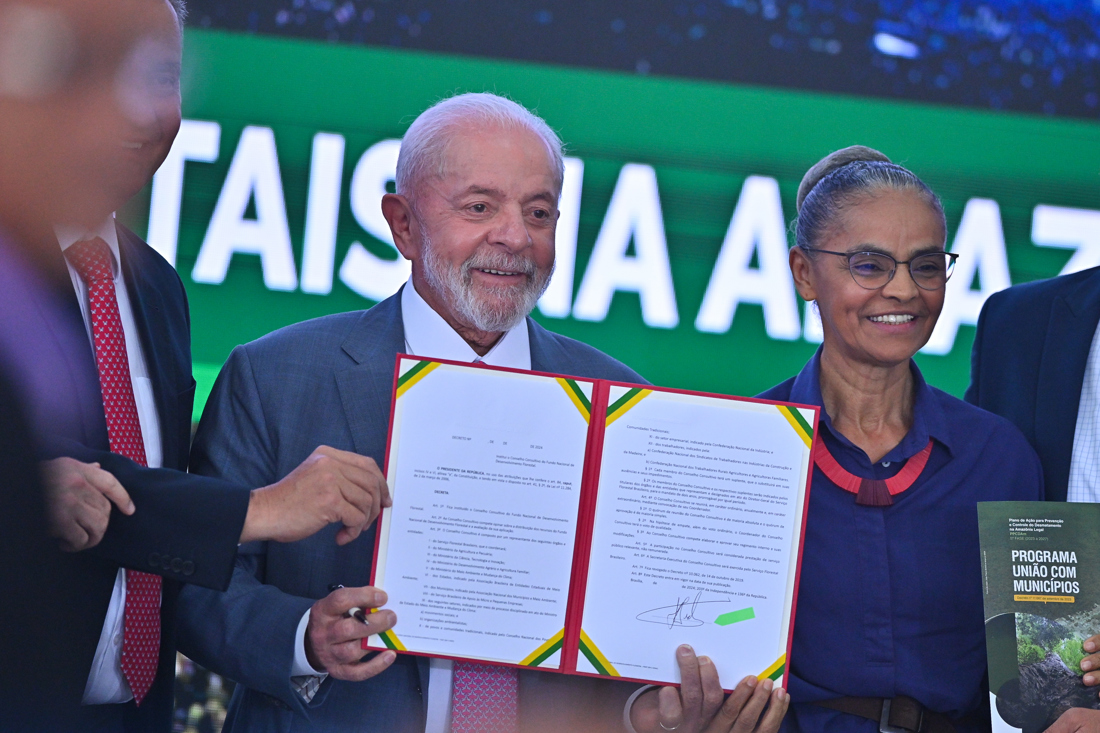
xmin=0 ymin=230 xmax=92 ymax=731
xmin=32 ymin=224 xmax=251 ymax=731
xmin=965 ymin=266 xmax=1100 ymax=502
xmin=178 ymin=290 xmax=645 ymax=733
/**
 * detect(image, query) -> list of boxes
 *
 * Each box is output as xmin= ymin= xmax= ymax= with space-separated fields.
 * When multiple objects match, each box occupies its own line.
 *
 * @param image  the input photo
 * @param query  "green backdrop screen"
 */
xmin=119 ymin=30 xmax=1100 ymax=419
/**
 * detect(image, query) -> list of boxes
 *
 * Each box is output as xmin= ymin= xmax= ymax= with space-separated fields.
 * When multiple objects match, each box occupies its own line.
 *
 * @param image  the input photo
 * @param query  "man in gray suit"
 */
xmin=178 ymin=93 xmax=787 ymax=733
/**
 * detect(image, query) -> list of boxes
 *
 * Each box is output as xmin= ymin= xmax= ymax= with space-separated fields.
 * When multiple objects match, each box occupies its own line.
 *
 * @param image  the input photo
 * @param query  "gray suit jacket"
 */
xmin=178 ymin=291 xmax=645 ymax=733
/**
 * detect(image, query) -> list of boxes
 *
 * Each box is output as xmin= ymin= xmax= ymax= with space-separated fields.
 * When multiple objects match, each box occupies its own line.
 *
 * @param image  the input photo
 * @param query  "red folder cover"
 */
xmin=365 ymin=355 xmax=817 ymax=692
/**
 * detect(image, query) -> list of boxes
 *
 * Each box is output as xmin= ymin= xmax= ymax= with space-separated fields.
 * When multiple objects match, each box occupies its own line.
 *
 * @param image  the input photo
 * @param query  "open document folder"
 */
xmin=364 ymin=356 xmax=817 ymax=690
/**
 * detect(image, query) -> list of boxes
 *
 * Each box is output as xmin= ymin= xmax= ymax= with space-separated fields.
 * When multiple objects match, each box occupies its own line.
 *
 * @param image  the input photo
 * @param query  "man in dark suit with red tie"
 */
xmin=0 ymin=1 xmax=393 ymax=731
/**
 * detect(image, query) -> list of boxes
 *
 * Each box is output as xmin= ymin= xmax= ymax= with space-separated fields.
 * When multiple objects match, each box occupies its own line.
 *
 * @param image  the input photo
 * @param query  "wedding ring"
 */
xmin=659 ymin=722 xmax=681 ymax=731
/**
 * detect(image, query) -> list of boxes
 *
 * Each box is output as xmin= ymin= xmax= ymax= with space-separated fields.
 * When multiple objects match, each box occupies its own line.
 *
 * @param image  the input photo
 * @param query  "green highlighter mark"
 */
xmin=714 ymin=608 xmax=755 ymax=626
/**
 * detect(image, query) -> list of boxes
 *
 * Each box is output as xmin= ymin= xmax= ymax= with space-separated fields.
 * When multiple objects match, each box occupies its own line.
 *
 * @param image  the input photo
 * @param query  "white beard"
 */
xmin=421 ymin=236 xmax=553 ymax=333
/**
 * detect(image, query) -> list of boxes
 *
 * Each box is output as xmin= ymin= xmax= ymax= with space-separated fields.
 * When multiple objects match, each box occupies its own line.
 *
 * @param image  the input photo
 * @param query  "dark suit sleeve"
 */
xmin=0 ymin=375 xmax=89 ymax=728
xmin=176 ymin=345 xmax=318 ymax=713
xmin=43 ymin=438 xmax=250 ymax=591
xmin=35 ymin=224 xmax=253 ymax=591
xmin=963 ymin=290 xmax=992 ymax=406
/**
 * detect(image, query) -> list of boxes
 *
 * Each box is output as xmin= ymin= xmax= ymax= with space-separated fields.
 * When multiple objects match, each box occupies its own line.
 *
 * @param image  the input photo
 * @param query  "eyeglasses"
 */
xmin=813 ymin=249 xmax=959 ymax=291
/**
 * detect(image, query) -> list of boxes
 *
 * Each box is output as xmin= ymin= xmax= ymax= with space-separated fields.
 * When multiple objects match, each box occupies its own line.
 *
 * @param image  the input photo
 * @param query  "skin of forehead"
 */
xmin=825 ymin=188 xmax=946 ymax=256
xmin=416 ymin=121 xmax=560 ymax=206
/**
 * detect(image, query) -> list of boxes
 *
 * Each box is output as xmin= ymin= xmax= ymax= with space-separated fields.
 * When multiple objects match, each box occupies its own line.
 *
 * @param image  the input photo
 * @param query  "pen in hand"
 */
xmin=328 ymin=584 xmax=370 ymax=625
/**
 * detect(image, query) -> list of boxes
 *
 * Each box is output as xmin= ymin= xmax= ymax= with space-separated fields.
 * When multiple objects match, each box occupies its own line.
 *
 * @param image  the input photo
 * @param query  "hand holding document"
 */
xmin=629 ymin=647 xmax=791 ymax=733
xmin=306 ymin=585 xmax=397 ymax=681
xmin=366 ymin=357 xmax=816 ymax=690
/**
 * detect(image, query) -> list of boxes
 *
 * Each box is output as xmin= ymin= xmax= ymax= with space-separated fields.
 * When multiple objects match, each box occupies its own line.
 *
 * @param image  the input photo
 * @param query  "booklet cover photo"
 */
xmin=978 ymin=502 xmax=1100 ymax=733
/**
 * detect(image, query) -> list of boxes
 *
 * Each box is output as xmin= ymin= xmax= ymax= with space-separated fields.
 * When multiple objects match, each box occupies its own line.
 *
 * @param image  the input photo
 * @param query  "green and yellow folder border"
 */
xmin=366 ymin=355 xmax=816 ymax=692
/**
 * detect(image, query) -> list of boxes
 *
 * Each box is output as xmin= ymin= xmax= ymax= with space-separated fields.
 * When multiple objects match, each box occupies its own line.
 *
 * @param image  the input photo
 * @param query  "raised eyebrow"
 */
xmin=460 ymin=185 xmax=507 ymax=199
xmin=523 ymin=191 xmax=559 ymax=207
xmin=911 ymin=245 xmax=949 ymax=256
xmin=848 ymin=244 xmax=893 ymax=256
xmin=848 ymin=244 xmax=946 ymax=257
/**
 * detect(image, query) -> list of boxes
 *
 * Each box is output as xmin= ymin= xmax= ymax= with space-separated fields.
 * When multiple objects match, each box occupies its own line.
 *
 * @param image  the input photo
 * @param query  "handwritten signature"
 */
xmin=636 ymin=591 xmax=731 ymax=629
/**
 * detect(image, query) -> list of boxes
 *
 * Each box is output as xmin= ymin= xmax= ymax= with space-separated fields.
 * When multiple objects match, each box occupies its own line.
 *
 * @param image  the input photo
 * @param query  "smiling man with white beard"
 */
xmin=419 ymin=231 xmax=549 ymax=336
xmin=177 ymin=93 xmax=783 ymax=733
xmin=383 ymin=93 xmax=560 ymax=359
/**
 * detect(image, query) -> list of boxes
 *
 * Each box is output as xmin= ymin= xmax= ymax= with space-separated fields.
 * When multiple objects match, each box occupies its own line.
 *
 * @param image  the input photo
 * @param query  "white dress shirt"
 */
xmin=1068 ymin=317 xmax=1100 ymax=502
xmin=56 ymin=218 xmax=164 ymax=705
xmin=289 ymin=281 xmax=530 ymax=733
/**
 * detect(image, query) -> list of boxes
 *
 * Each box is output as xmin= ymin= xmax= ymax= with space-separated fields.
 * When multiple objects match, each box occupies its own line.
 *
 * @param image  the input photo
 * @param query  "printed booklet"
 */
xmin=978 ymin=502 xmax=1100 ymax=733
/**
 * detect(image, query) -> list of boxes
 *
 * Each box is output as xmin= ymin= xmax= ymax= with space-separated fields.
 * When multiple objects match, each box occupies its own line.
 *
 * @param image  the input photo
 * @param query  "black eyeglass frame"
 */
xmin=811 ymin=248 xmax=960 ymax=291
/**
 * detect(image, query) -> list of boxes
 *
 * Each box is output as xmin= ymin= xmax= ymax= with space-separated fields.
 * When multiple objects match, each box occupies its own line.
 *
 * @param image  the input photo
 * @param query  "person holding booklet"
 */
xmin=966 ymin=170 xmax=1100 ymax=733
xmin=758 ymin=146 xmax=1045 ymax=733
xmin=175 ymin=93 xmax=788 ymax=733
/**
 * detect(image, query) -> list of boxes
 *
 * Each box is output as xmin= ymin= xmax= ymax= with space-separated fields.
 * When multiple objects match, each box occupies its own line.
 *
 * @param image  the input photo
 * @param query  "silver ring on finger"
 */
xmin=659 ymin=722 xmax=681 ymax=731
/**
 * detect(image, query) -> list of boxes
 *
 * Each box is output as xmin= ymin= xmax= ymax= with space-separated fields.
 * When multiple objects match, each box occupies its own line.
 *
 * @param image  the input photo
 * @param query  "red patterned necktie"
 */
xmin=65 ymin=237 xmax=161 ymax=706
xmin=451 ymin=661 xmax=519 ymax=733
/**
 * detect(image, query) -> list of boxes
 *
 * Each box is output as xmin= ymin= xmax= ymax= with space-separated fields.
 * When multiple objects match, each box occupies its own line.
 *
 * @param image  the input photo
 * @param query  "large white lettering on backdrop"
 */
xmin=695 ymin=176 xmax=800 ymax=340
xmin=192 ymin=125 xmax=298 ymax=291
xmin=300 ymin=132 xmax=347 ymax=294
xmin=147 ymin=119 xmax=220 ymax=265
xmin=573 ymin=163 xmax=679 ymax=328
xmin=338 ymin=138 xmax=410 ymax=301
xmin=537 ymin=157 xmax=585 ymax=319
xmin=803 ymin=302 xmax=824 ymax=344
xmin=1032 ymin=205 xmax=1100 ymax=276
xmin=151 ymin=120 xmax=1100 ymax=358
xmin=923 ymin=198 xmax=1011 ymax=355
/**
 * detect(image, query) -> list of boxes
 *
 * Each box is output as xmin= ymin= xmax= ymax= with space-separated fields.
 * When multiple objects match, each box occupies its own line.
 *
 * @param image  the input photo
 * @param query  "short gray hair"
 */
xmin=395 ymin=92 xmax=565 ymax=202
xmin=168 ymin=0 xmax=187 ymax=24
xmin=795 ymin=145 xmax=946 ymax=251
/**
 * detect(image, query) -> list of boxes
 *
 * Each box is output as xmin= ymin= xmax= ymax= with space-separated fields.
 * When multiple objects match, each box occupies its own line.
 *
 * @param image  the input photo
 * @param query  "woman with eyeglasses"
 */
xmin=759 ymin=147 xmax=1044 ymax=733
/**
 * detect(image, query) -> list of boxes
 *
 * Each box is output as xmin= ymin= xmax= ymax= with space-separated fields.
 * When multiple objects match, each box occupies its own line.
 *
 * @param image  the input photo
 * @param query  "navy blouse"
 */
xmin=759 ymin=352 xmax=1044 ymax=733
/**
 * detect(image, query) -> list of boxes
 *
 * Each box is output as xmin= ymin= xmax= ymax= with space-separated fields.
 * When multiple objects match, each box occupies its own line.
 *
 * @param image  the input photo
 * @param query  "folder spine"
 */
xmin=561 ymin=379 xmax=610 ymax=673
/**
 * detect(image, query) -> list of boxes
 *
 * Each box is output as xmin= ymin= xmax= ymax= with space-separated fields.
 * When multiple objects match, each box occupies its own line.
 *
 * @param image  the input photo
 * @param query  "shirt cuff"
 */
xmin=291 ymin=674 xmax=324 ymax=704
xmin=623 ymin=684 xmax=658 ymax=733
xmin=291 ymin=608 xmax=328 ymax=677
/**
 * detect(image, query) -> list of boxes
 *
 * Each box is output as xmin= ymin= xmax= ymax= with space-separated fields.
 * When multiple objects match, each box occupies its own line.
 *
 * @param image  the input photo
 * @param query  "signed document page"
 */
xmin=576 ymin=386 xmax=814 ymax=688
xmin=368 ymin=358 xmax=595 ymax=668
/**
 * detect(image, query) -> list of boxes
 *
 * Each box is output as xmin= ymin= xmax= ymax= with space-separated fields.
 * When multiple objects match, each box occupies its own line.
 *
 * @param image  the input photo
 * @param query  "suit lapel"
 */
xmin=333 ymin=293 xmax=406 ymax=462
xmin=332 ymin=290 xmax=433 ymax=710
xmin=1034 ymin=271 xmax=1100 ymax=501
xmin=527 ymin=317 xmax=569 ymax=374
xmin=117 ymin=224 xmax=182 ymax=469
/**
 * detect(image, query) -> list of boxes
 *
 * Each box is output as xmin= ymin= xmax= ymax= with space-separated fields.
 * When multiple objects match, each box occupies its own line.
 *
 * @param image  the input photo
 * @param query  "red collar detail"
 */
xmin=813 ymin=438 xmax=934 ymax=506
